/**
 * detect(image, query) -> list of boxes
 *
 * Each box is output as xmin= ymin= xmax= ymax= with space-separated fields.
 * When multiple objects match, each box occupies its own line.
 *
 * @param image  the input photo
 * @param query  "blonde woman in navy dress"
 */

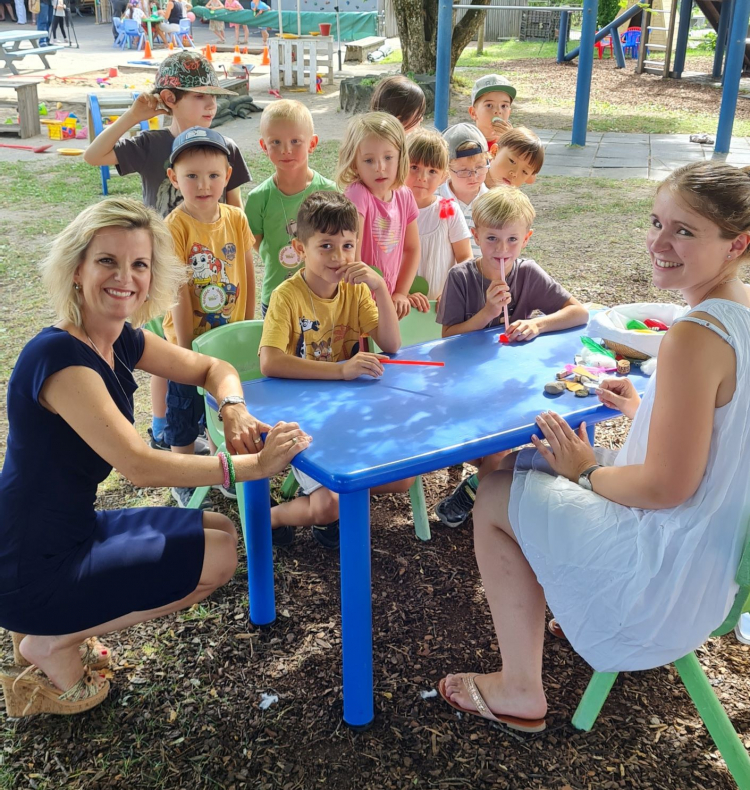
xmin=0 ymin=197 xmax=310 ymax=716
xmin=440 ymin=161 xmax=750 ymax=732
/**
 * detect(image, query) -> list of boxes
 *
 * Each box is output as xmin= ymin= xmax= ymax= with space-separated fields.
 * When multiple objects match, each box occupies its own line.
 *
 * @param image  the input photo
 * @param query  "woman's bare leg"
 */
xmin=19 ymin=512 xmax=238 ymax=693
xmin=443 ymin=470 xmax=547 ymax=720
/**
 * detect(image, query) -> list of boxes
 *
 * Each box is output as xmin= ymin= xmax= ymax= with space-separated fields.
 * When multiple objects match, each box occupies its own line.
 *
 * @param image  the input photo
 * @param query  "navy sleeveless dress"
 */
xmin=0 ymin=324 xmax=205 ymax=635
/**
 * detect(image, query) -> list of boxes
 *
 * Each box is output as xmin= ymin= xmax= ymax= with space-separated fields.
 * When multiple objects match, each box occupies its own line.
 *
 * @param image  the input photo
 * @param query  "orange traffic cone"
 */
xmin=233 ymin=53 xmax=242 ymax=64
xmin=261 ymin=45 xmax=270 ymax=66
xmin=242 ymin=46 xmax=248 ymax=54
xmin=211 ymin=44 xmax=217 ymax=52
xmin=144 ymin=39 xmax=153 ymax=59
xmin=234 ymin=44 xmax=240 ymax=53
xmin=204 ymin=44 xmax=213 ymax=62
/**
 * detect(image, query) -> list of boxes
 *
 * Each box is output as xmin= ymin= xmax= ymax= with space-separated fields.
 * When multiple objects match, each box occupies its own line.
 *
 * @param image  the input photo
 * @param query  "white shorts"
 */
xmin=292 ymin=466 xmax=324 ymax=496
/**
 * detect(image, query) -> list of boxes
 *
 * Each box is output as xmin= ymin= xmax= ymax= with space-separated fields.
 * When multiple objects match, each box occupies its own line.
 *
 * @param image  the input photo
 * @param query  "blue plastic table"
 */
xmin=223 ymin=323 xmax=646 ymax=728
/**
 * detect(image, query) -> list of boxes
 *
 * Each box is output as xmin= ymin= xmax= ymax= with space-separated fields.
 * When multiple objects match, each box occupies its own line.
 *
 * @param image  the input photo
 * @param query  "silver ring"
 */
xmin=291 ymin=436 xmax=298 ymax=445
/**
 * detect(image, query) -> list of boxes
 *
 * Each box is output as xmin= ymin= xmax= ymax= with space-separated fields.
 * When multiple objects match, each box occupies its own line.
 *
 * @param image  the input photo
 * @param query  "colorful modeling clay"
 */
xmin=626 ymin=319 xmax=649 ymax=331
xmin=644 ymin=319 xmax=669 ymax=331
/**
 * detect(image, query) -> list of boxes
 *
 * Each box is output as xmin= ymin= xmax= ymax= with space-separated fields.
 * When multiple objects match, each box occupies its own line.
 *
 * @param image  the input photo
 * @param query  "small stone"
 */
xmin=617 ymin=359 xmax=631 ymax=375
xmin=574 ymin=387 xmax=590 ymax=397
xmin=544 ymin=381 xmax=566 ymax=395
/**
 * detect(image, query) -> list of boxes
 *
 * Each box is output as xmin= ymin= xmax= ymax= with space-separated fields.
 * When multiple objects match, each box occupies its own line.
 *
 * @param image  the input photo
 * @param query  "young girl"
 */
xmin=224 ymin=0 xmax=249 ymax=45
xmin=405 ymin=128 xmax=472 ymax=301
xmin=205 ymin=0 xmax=225 ymax=42
xmin=50 ymin=0 xmax=68 ymax=43
xmin=336 ymin=112 xmax=422 ymax=318
xmin=370 ymin=75 xmax=426 ymax=136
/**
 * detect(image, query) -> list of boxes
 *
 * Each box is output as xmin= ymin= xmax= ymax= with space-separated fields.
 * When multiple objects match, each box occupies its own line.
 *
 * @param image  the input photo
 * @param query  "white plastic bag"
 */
xmin=588 ymin=302 xmax=685 ymax=358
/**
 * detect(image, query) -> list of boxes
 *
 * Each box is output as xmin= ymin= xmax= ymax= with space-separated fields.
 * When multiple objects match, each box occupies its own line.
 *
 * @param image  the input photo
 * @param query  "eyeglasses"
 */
xmin=449 ymin=164 xmax=490 ymax=179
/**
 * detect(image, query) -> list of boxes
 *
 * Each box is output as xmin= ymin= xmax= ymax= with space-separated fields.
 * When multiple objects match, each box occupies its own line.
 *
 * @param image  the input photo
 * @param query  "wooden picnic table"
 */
xmin=0 ymin=31 xmax=65 ymax=76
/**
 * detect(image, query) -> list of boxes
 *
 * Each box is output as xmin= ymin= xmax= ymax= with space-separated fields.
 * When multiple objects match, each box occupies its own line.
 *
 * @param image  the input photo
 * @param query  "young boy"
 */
xmin=469 ymin=73 xmax=517 ymax=150
xmin=259 ymin=191 xmax=409 ymax=550
xmin=245 ymin=100 xmax=337 ymax=318
xmin=434 ymin=188 xmax=588 ymax=528
xmin=84 ymin=51 xmax=252 ymax=454
xmin=486 ymin=126 xmax=545 ymax=189
xmin=405 ymin=128 xmax=472 ymax=301
xmin=162 ymin=127 xmax=256 ymax=507
xmin=437 ymin=123 xmax=490 ymax=258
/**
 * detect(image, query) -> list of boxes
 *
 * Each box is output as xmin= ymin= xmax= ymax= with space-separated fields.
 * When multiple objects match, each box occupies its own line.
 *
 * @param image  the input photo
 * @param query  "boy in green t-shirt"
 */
xmin=245 ymin=100 xmax=337 ymax=316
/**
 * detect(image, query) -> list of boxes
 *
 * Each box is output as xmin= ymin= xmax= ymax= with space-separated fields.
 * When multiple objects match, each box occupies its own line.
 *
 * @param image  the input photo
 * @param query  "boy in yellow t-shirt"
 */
xmin=259 ymin=191 xmax=410 ymax=550
xmin=162 ymin=127 xmax=256 ymax=507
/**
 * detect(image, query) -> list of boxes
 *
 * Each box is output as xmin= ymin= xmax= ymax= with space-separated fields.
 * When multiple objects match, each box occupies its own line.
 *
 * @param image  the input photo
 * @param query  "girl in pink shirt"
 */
xmin=337 ymin=112 xmax=423 ymax=318
xmin=224 ymin=0 xmax=249 ymax=44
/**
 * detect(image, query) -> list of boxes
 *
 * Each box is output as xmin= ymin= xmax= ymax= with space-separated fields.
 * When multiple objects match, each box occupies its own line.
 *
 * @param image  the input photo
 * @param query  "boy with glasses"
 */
xmin=437 ymin=124 xmax=490 ymax=258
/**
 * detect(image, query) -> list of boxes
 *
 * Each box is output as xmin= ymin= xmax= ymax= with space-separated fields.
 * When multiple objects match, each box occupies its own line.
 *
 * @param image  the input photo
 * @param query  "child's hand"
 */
xmin=392 ymin=292 xmax=411 ymax=319
xmin=407 ymin=292 xmax=430 ymax=313
xmin=485 ymin=280 xmax=511 ymax=318
xmin=341 ymin=352 xmax=386 ymax=380
xmin=506 ymin=319 xmax=539 ymax=342
xmin=339 ymin=261 xmax=383 ymax=292
xmin=128 ymin=92 xmax=170 ymax=124
xmin=491 ymin=117 xmax=512 ymax=136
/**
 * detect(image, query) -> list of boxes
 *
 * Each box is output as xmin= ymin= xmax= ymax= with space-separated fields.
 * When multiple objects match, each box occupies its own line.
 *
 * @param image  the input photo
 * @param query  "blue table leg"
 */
xmin=339 ymin=488 xmax=374 ymax=729
xmin=243 ymin=478 xmax=276 ymax=627
xmin=587 ymin=422 xmax=596 ymax=445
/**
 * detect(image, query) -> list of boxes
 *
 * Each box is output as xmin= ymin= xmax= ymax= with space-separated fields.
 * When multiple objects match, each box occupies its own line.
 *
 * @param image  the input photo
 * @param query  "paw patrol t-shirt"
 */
xmin=162 ymin=204 xmax=254 ymax=344
xmin=259 ymin=270 xmax=379 ymax=362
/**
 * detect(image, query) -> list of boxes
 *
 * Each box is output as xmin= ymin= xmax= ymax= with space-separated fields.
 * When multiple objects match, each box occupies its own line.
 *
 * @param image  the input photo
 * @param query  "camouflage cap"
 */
xmin=154 ymin=51 xmax=237 ymax=96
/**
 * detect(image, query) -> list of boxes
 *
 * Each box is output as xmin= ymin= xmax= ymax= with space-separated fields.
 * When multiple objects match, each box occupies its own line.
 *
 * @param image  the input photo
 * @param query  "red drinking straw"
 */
xmin=380 ymin=359 xmax=445 ymax=367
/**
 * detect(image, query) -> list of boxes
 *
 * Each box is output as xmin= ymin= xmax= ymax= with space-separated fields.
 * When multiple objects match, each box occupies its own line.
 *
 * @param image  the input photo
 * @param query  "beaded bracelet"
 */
xmin=217 ymin=452 xmax=231 ymax=490
xmin=225 ymin=452 xmax=236 ymax=488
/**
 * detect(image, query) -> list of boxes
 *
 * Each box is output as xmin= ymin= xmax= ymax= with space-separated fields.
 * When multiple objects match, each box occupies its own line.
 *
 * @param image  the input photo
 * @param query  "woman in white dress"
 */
xmin=439 ymin=160 xmax=750 ymax=733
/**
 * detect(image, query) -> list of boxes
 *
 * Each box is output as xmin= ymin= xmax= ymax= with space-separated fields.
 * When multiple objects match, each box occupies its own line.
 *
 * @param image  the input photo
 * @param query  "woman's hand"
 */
xmin=596 ymin=377 xmax=641 ymax=420
xmin=407 ymin=292 xmax=430 ymax=313
xmin=530 ymin=412 xmax=597 ymax=483
xmin=257 ymin=422 xmax=312 ymax=478
xmin=221 ymin=404 xmax=271 ymax=455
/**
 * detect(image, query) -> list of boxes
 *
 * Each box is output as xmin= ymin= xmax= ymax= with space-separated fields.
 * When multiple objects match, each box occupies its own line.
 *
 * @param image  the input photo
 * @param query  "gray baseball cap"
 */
xmin=471 ymin=74 xmax=517 ymax=105
xmin=442 ymin=123 xmax=488 ymax=160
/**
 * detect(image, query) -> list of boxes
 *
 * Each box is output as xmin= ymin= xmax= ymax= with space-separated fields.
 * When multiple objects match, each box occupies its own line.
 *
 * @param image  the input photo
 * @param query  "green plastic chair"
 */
xmin=188 ymin=321 xmax=298 ymax=524
xmin=371 ymin=301 xmax=442 ymax=542
xmin=572 ymin=524 xmax=750 ymax=789
xmin=142 ymin=315 xmax=165 ymax=339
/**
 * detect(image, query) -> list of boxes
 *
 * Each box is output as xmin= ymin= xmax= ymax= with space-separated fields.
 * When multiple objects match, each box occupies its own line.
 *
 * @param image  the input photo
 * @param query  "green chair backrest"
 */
xmin=143 ymin=316 xmax=165 ymax=339
xmin=371 ymin=301 xmax=441 ymax=353
xmin=710 ymin=522 xmax=750 ymax=637
xmin=191 ymin=319 xmax=265 ymax=383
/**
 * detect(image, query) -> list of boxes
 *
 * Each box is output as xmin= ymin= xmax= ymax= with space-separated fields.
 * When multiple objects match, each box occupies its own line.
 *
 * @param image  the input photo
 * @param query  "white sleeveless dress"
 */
xmin=509 ymin=298 xmax=750 ymax=673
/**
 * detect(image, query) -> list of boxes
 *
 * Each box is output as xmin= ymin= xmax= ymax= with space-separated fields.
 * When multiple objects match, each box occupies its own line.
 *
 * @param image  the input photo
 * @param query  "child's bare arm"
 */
xmin=226 ymin=187 xmax=243 ymax=208
xmin=341 ymin=264 xmax=400 ymax=354
xmin=173 ymin=282 xmax=197 ymax=350
xmin=392 ymin=220 xmax=420 ymax=319
xmin=451 ymin=238 xmax=472 ymax=264
xmin=355 ymin=212 xmax=364 ymax=262
xmin=506 ymin=297 xmax=589 ymax=342
xmin=252 ymin=233 xmax=263 ymax=253
xmin=441 ymin=280 xmax=509 ymax=337
xmin=260 ymin=346 xmax=385 ymax=380
xmin=244 ymin=249 xmax=256 ymax=320
xmin=84 ymin=94 xmax=167 ymax=167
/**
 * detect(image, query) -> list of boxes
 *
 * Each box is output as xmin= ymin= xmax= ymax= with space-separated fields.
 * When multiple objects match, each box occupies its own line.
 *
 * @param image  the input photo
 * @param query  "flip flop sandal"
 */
xmin=548 ymin=619 xmax=567 ymax=641
xmin=437 ymin=675 xmax=546 ymax=733
xmin=0 ymin=664 xmax=109 ymax=717
xmin=11 ymin=633 xmax=112 ymax=671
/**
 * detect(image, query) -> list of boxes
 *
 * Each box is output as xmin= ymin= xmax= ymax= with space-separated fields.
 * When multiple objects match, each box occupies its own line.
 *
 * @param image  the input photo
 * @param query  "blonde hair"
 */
xmin=39 ymin=197 xmax=185 ymax=328
xmin=472 ymin=186 xmax=535 ymax=231
xmin=407 ymin=128 xmax=449 ymax=171
xmin=259 ymin=99 xmax=315 ymax=136
xmin=495 ymin=127 xmax=545 ymax=175
xmin=336 ymin=112 xmax=409 ymax=189
xmin=658 ymin=161 xmax=750 ymax=259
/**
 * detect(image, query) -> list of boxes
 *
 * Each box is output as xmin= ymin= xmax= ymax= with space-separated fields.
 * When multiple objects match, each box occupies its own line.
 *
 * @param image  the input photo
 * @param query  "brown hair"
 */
xmin=296 ymin=191 xmax=359 ymax=243
xmin=658 ymin=162 xmax=750 ymax=257
xmin=407 ymin=128 xmax=448 ymax=171
xmin=370 ymin=75 xmax=426 ymax=131
xmin=494 ymin=127 xmax=544 ymax=175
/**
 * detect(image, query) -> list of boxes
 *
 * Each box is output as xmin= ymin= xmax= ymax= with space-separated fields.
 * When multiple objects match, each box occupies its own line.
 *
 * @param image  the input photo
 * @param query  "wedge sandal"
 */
xmin=0 ymin=665 xmax=109 ymax=717
xmin=11 ymin=633 xmax=111 ymax=671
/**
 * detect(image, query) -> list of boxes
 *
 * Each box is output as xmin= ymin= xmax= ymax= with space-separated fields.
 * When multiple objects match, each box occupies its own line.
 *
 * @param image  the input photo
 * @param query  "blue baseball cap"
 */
xmin=170 ymin=126 xmax=230 ymax=165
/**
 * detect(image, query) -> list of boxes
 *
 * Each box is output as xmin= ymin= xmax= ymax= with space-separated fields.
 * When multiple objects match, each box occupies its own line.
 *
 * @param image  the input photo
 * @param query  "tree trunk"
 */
xmin=390 ymin=0 xmax=489 ymax=79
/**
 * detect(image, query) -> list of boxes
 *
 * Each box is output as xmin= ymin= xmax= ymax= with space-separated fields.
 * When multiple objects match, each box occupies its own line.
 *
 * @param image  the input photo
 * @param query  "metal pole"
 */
xmin=671 ymin=0 xmax=693 ymax=78
xmin=571 ymin=0 xmax=598 ymax=146
xmin=612 ymin=26 xmax=625 ymax=68
xmin=713 ymin=0 xmax=731 ymax=79
xmin=296 ymin=0 xmax=300 ymax=35
xmin=335 ymin=5 xmax=342 ymax=71
xmin=434 ymin=0 xmax=453 ymax=131
xmin=715 ymin=0 xmax=750 ymax=154
xmin=557 ymin=9 xmax=569 ymax=62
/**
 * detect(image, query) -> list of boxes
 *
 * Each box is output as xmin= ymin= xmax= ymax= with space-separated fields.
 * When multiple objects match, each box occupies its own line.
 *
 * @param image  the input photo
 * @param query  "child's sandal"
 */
xmin=11 ymin=633 xmax=112 ymax=671
xmin=0 ymin=665 xmax=109 ymax=717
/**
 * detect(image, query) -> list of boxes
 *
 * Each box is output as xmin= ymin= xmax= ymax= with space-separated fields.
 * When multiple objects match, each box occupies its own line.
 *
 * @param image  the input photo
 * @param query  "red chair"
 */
xmin=594 ymin=31 xmax=614 ymax=59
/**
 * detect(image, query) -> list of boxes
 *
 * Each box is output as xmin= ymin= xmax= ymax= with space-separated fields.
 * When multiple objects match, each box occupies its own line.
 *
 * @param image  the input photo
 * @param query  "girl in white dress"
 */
xmin=439 ymin=160 xmax=750 ymax=733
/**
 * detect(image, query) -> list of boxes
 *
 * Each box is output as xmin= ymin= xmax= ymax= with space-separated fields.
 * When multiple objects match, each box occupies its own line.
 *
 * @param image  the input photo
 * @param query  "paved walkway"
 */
xmin=536 ymin=129 xmax=750 ymax=180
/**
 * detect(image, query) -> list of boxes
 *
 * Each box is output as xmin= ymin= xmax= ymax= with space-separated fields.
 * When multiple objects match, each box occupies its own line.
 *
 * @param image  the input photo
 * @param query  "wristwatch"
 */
xmin=578 ymin=464 xmax=601 ymax=491
xmin=217 ymin=395 xmax=246 ymax=422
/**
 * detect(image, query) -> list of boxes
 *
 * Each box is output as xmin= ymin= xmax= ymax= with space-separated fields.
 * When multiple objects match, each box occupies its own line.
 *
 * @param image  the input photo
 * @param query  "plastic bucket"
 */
xmin=319 ymin=22 xmax=331 ymax=36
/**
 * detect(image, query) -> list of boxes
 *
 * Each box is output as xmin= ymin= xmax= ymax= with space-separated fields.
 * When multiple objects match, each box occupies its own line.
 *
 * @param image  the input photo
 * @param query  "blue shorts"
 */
xmin=163 ymin=381 xmax=206 ymax=448
xmin=261 ymin=301 xmax=269 ymax=318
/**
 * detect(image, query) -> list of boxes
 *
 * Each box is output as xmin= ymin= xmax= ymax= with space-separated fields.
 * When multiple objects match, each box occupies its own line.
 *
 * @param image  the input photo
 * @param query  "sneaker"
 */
xmin=171 ymin=486 xmax=210 ymax=509
xmin=311 ymin=520 xmax=339 ymax=550
xmin=148 ymin=428 xmax=210 ymax=456
xmin=435 ymin=476 xmax=478 ymax=528
xmin=212 ymin=482 xmax=237 ymax=500
xmin=272 ymin=526 xmax=295 ymax=547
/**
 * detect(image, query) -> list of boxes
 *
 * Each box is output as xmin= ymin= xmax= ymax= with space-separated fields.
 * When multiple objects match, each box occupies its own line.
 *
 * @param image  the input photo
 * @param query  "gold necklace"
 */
xmin=84 ymin=328 xmax=131 ymax=403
